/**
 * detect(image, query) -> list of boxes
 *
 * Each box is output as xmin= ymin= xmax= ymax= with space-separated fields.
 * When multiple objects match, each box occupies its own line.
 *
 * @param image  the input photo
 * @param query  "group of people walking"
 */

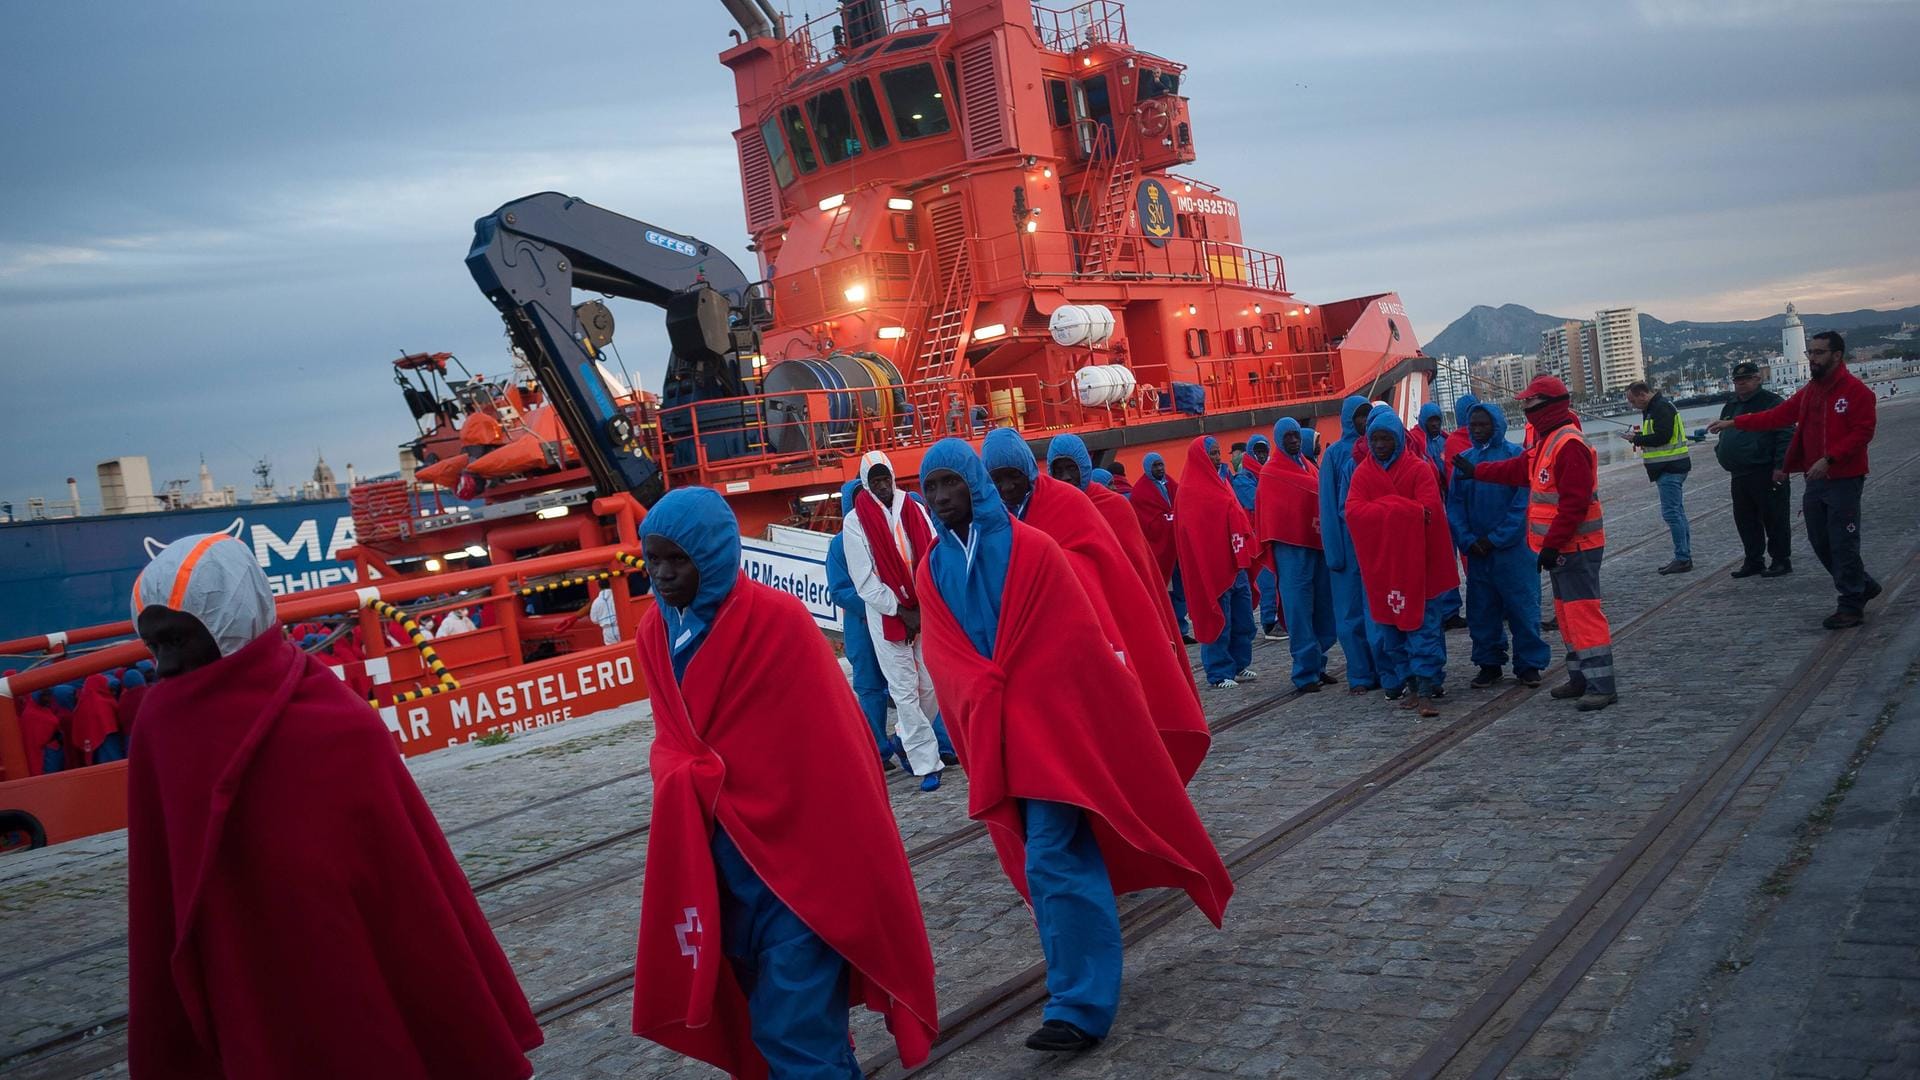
xmin=113 ymin=336 xmax=1884 ymax=1080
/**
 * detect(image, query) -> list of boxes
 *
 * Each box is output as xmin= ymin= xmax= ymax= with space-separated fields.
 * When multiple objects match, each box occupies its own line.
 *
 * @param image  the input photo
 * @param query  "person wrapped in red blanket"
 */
xmin=915 ymin=437 xmax=1233 ymax=1054
xmin=1129 ymin=451 xmax=1194 ymax=640
xmin=630 ymin=488 xmax=938 ymax=1079
xmin=1345 ymin=406 xmax=1459 ymax=717
xmin=127 ymin=533 xmax=542 ymax=1079
xmin=983 ymin=429 xmax=1209 ymax=782
xmin=1255 ymin=418 xmax=1338 ymax=691
xmin=1173 ymin=436 xmax=1259 ymax=687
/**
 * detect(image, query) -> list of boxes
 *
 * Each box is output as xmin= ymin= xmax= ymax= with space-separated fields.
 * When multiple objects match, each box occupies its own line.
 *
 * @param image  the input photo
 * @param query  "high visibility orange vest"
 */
xmin=1526 ymin=425 xmax=1606 ymax=552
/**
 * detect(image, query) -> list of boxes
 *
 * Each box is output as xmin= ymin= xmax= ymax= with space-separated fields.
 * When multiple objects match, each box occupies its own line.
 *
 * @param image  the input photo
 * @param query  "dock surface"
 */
xmin=6 ymin=402 xmax=1920 ymax=1079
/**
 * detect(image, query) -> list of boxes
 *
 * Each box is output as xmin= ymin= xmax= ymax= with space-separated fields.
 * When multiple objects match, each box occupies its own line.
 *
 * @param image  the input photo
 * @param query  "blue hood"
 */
xmin=1468 ymin=400 xmax=1513 ymax=449
xmin=1089 ymin=468 xmax=1115 ymax=488
xmin=1142 ymin=451 xmax=1170 ymax=497
xmin=1245 ymin=434 xmax=1271 ymax=466
xmin=1365 ymin=406 xmax=1407 ymax=467
xmin=641 ymin=486 xmax=741 ymax=671
xmin=1342 ymin=394 xmax=1373 ymax=439
xmin=1301 ymin=425 xmax=1319 ymax=457
xmin=983 ymin=427 xmax=1039 ymax=481
xmin=1418 ymin=401 xmax=1445 ymax=431
xmin=839 ymin=478 xmax=863 ymax=515
xmin=1454 ymin=393 xmax=1479 ymax=427
xmin=52 ymin=684 xmax=77 ymax=710
xmin=921 ymin=438 xmax=1011 ymax=657
xmin=122 ymin=669 xmax=147 ymax=690
xmin=1046 ymin=433 xmax=1094 ymax=489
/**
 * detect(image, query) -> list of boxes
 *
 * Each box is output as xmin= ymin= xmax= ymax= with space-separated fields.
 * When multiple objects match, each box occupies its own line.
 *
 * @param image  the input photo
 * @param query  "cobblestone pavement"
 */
xmin=5 ymin=407 xmax=1920 ymax=1078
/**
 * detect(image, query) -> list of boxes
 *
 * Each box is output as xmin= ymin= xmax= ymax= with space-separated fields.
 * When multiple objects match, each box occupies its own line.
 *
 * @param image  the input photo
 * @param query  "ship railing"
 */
xmin=0 ymin=535 xmax=658 ymax=807
xmin=1190 ymin=350 xmax=1341 ymax=410
xmin=966 ymin=228 xmax=1289 ymax=294
xmin=763 ymin=248 xmax=929 ymax=330
xmin=783 ymin=1 xmax=954 ymax=81
xmin=1033 ymin=0 xmax=1129 ymax=52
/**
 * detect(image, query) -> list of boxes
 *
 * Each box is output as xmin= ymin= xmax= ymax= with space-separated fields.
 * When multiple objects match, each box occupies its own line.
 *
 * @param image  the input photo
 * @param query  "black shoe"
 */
xmin=1182 ymin=633 xmax=1198 ymax=645
xmin=1541 ymin=617 xmax=1558 ymax=632
xmin=1761 ymin=562 xmax=1792 ymax=578
xmin=1320 ymin=672 xmax=1339 ymax=685
xmin=1471 ymin=665 xmax=1503 ymax=689
xmin=1427 ymin=684 xmax=1447 ymax=700
xmin=1295 ymin=681 xmax=1323 ymax=695
xmin=1823 ymin=610 xmax=1864 ymax=630
xmin=1731 ymin=563 xmax=1765 ymax=579
xmin=1550 ymin=680 xmax=1587 ymax=700
xmin=1657 ymin=559 xmax=1694 ymax=575
xmin=1443 ymin=615 xmax=1470 ymax=631
xmin=1576 ymin=691 xmax=1618 ymax=712
xmin=1864 ymin=580 xmax=1884 ymax=605
xmin=939 ymin=751 xmax=960 ymax=767
xmin=1514 ymin=668 xmax=1543 ymax=687
xmin=1026 ymin=1020 xmax=1099 ymax=1052
xmin=1383 ymin=686 xmax=1406 ymax=701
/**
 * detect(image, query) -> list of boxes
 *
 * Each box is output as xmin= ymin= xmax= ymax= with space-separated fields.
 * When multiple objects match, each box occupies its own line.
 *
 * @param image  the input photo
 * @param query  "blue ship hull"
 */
xmin=0 ymin=499 xmax=356 ymax=643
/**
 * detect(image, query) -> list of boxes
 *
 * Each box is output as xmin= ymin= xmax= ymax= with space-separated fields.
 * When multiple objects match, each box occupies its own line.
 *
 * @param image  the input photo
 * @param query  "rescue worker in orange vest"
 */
xmin=1451 ymin=375 xmax=1617 ymax=711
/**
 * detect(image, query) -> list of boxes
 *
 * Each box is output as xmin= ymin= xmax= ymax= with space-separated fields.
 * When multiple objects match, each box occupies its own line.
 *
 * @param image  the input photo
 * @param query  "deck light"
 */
xmin=464 ymin=545 xmax=488 ymax=558
xmin=1289 ymin=309 xmax=1301 ymax=317
xmin=818 ymin=193 xmax=846 ymax=211
xmin=910 ymin=112 xmax=924 ymax=120
xmin=424 ymin=558 xmax=443 ymax=572
xmin=799 ymin=491 xmax=834 ymax=504
xmin=536 ymin=506 xmax=571 ymax=520
xmin=972 ymin=323 xmax=1008 ymax=342
xmin=844 ymin=283 xmax=868 ymax=304
xmin=1082 ymin=56 xmax=1093 ymax=67
xmin=1187 ymin=304 xmax=1198 ymax=315
xmin=443 ymin=549 xmax=472 ymax=561
xmin=877 ymin=326 xmax=908 ymax=339
xmin=887 ymin=197 xmax=913 ymax=211
xmin=1025 ymin=219 xmax=1038 ymax=233
xmin=1042 ymin=167 xmax=1053 ymax=178
xmin=1303 ymin=305 xmax=1313 ymax=314
xmin=1254 ymin=303 xmax=1263 ymax=314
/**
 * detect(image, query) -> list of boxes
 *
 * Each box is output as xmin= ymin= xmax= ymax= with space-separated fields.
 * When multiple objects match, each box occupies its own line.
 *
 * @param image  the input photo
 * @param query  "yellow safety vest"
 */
xmin=1640 ymin=402 xmax=1689 ymax=463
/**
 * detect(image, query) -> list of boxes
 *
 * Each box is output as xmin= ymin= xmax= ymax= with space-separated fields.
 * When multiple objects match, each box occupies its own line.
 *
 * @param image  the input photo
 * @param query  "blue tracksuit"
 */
xmin=827 ymin=529 xmax=893 ymax=759
xmin=1267 ymin=418 xmax=1335 ymax=688
xmin=1447 ymin=401 xmax=1552 ymax=675
xmin=1357 ymin=408 xmax=1449 ymax=693
xmin=1231 ymin=437 xmax=1279 ymax=630
xmin=1201 ymin=571 xmax=1256 ymax=683
xmin=922 ymin=439 xmax=1121 ymax=1038
xmin=1319 ymin=395 xmax=1388 ymax=688
xmin=647 ymin=487 xmax=861 ymax=1077
xmin=1419 ymin=402 xmax=1463 ymax=622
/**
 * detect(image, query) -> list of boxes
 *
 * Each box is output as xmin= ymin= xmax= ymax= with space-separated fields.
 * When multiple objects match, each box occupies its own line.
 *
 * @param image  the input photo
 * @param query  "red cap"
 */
xmin=1515 ymin=374 xmax=1569 ymax=401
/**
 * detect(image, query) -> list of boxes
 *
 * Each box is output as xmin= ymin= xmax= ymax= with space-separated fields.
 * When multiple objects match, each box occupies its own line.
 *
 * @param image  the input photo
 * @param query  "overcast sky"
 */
xmin=3 ymin=0 xmax=1916 ymax=510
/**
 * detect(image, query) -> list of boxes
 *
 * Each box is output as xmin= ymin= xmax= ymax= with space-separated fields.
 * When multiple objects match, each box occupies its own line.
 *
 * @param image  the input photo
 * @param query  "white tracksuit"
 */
xmin=841 ymin=498 xmax=946 ymax=777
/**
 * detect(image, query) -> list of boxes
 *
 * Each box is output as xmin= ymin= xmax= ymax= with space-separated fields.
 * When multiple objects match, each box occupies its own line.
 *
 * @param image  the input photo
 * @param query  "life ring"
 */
xmin=0 ymin=810 xmax=47 ymax=853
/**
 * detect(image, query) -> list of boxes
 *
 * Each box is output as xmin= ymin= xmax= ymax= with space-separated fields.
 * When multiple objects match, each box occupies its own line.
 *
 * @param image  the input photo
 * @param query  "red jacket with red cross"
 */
xmin=1731 ymin=363 xmax=1875 ymax=479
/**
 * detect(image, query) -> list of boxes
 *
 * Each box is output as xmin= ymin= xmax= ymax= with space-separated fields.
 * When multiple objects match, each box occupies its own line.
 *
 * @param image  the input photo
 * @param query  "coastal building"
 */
xmin=1433 ymin=353 xmax=1474 ymax=411
xmin=1782 ymin=302 xmax=1809 ymax=383
xmin=1538 ymin=320 xmax=1599 ymax=399
xmin=1475 ymin=352 xmax=1537 ymax=399
xmin=1592 ymin=306 xmax=1647 ymax=393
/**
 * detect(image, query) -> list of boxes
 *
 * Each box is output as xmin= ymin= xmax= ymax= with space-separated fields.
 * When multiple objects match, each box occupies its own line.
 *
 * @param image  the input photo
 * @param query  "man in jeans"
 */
xmin=1622 ymin=379 xmax=1692 ymax=574
xmin=1710 ymin=331 xmax=1881 ymax=629
xmin=1715 ymin=361 xmax=1794 ymax=578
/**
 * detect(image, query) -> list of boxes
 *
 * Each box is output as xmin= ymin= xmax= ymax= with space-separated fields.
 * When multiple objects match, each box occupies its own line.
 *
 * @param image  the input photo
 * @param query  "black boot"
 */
xmin=1761 ymin=562 xmax=1792 ymax=577
xmin=1550 ymin=679 xmax=1587 ymax=700
xmin=1513 ymin=668 xmax=1543 ymax=687
xmin=1731 ymin=562 xmax=1765 ymax=579
xmin=1471 ymin=665 xmax=1503 ymax=689
xmin=1026 ymin=1020 xmax=1099 ymax=1052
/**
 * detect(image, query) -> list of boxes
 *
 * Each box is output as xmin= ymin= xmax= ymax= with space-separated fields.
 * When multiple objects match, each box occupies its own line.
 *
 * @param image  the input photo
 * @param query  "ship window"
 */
xmin=884 ymin=32 xmax=939 ymax=53
xmin=759 ymin=116 xmax=796 ymax=187
xmin=1139 ymin=68 xmax=1181 ymax=100
xmin=1047 ymin=78 xmax=1072 ymax=127
xmin=880 ymin=63 xmax=951 ymax=140
xmin=779 ymin=105 xmax=819 ymax=174
xmin=1186 ymin=328 xmax=1211 ymax=358
xmin=807 ymin=88 xmax=863 ymax=164
xmin=850 ymin=77 xmax=891 ymax=149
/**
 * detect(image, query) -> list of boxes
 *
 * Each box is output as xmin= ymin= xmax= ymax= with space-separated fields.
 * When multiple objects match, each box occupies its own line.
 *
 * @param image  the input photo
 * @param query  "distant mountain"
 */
xmin=1425 ymin=304 xmax=1574 ymax=359
xmin=1430 ymin=303 xmax=1920 ymax=360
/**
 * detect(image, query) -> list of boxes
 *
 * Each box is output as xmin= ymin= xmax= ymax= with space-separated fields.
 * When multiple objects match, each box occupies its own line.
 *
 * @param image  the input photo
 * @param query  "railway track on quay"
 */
xmin=6 ymin=453 xmax=1907 ymax=1079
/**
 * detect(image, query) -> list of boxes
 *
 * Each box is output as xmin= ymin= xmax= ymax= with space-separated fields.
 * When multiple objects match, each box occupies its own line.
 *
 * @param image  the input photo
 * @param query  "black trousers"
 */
xmin=1729 ymin=469 xmax=1791 ymax=568
xmin=1805 ymin=476 xmax=1879 ymax=612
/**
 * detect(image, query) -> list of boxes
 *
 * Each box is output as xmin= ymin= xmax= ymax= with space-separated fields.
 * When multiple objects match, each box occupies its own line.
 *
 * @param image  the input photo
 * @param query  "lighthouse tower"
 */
xmin=1782 ymin=302 xmax=1808 ymax=384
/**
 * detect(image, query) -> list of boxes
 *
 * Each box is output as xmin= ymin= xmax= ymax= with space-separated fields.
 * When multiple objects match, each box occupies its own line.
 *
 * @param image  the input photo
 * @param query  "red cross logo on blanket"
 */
xmin=1231 ymin=534 xmax=1246 ymax=554
xmin=675 ymin=907 xmax=704 ymax=968
xmin=1387 ymin=590 xmax=1407 ymax=614
xmin=1834 ymin=397 xmax=1850 ymax=414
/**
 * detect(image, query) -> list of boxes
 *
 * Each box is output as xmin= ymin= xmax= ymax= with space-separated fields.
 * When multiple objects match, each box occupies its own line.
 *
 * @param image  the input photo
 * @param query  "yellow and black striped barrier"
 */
xmin=516 ymin=567 xmax=627 ymax=597
xmin=365 ymin=598 xmax=461 ymax=707
xmin=615 ymin=551 xmax=646 ymax=571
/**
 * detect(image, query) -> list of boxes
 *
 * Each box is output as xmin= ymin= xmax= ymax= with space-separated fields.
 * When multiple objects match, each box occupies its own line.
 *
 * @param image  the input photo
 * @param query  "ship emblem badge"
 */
xmin=1137 ymin=179 xmax=1174 ymax=248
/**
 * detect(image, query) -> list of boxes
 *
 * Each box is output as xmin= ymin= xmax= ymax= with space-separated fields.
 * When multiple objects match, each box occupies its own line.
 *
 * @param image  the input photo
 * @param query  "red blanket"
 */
xmin=1255 ymin=450 xmax=1323 ymax=550
xmin=632 ymin=575 xmax=937 ymax=1077
xmin=852 ymin=488 xmax=936 ymax=642
xmin=1443 ymin=427 xmax=1473 ymax=476
xmin=1089 ymin=484 xmax=1180 ymax=638
xmin=68 ymin=673 xmax=119 ymax=766
xmin=1344 ymin=445 xmax=1458 ymax=631
xmin=915 ymin=524 xmax=1233 ymax=925
xmin=117 ymin=683 xmax=148 ymax=744
xmin=1171 ymin=438 xmax=1256 ymax=643
xmin=1128 ymin=473 xmax=1181 ymax=579
xmin=1025 ymin=476 xmax=1208 ymax=782
xmin=128 ymin=632 xmax=541 ymax=1079
xmin=18 ymin=697 xmax=60 ymax=776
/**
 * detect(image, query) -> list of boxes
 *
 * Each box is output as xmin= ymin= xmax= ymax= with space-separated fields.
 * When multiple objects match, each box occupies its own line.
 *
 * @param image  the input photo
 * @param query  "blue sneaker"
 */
xmin=919 ymin=773 xmax=941 ymax=792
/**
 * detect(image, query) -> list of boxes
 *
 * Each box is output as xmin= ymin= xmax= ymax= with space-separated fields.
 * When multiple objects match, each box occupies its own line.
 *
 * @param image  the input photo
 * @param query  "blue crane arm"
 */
xmin=465 ymin=191 xmax=762 ymax=504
